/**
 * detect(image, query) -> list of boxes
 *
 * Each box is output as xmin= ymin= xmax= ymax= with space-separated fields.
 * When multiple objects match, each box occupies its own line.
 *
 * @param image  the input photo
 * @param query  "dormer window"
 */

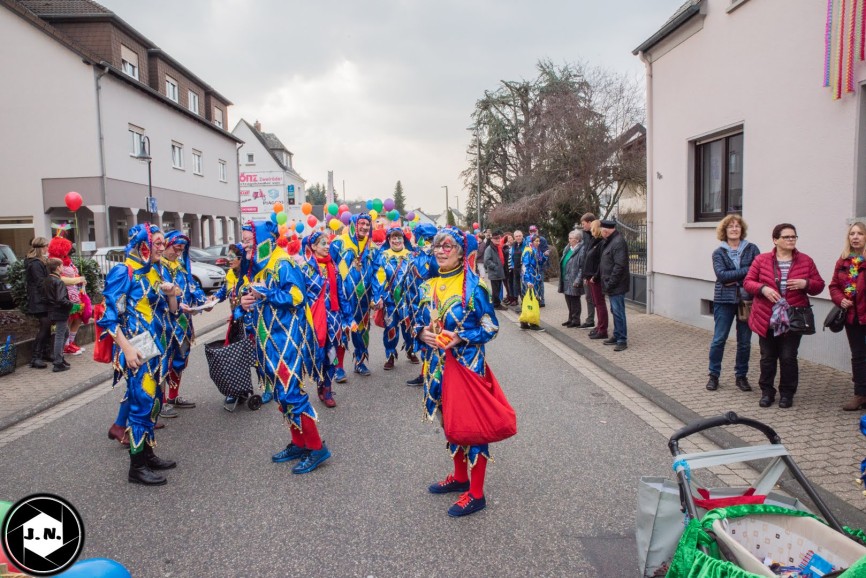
xmin=165 ymin=75 xmax=179 ymax=103
xmin=121 ymin=45 xmax=139 ymax=80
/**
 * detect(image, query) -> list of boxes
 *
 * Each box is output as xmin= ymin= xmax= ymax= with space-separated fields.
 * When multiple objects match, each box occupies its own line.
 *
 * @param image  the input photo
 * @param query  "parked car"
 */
xmin=90 ymin=247 xmax=226 ymax=292
xmin=0 ymin=244 xmax=17 ymax=309
xmin=189 ymin=246 xmax=229 ymax=270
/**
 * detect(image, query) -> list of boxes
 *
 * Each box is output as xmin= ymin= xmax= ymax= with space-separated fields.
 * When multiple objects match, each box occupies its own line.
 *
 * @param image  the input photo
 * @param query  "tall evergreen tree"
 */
xmin=393 ymin=180 xmax=407 ymax=212
xmin=446 ymin=209 xmax=456 ymax=226
xmin=306 ymin=182 xmax=327 ymax=205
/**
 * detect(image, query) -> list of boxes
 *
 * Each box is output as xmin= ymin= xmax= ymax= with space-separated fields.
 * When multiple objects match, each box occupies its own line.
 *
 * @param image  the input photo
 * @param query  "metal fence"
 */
xmin=618 ymin=222 xmax=647 ymax=305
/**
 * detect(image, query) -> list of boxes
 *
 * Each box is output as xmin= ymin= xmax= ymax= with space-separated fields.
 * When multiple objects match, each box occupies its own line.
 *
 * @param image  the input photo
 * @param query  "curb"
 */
xmin=532 ymin=314 xmax=866 ymax=530
xmin=0 ymin=318 xmax=227 ymax=433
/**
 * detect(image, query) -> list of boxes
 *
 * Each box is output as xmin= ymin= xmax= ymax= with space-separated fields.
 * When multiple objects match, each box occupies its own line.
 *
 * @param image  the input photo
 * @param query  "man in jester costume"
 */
xmin=403 ymin=223 xmax=439 ymax=386
xmin=329 ymin=212 xmax=375 ymax=379
xmin=100 ymin=224 xmax=178 ymax=485
xmin=416 ymin=227 xmax=501 ymax=517
xmin=372 ymin=226 xmax=417 ymax=370
xmin=241 ymin=221 xmax=331 ymax=473
xmin=155 ymin=230 xmax=207 ymax=417
xmin=300 ymin=231 xmax=346 ymax=408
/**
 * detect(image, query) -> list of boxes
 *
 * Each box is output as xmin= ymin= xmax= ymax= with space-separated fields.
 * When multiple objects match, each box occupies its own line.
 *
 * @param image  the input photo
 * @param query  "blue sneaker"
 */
xmin=272 ymin=444 xmax=307 ymax=463
xmin=447 ymin=492 xmax=486 ymax=517
xmin=261 ymin=389 xmax=273 ymax=404
xmin=354 ymin=363 xmax=371 ymax=376
xmin=291 ymin=444 xmax=331 ymax=474
xmin=428 ymin=474 xmax=470 ymax=494
xmin=334 ymin=368 xmax=347 ymax=383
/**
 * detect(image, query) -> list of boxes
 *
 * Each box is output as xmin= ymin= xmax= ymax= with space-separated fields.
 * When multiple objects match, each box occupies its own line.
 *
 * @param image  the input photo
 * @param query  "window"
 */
xmin=214 ymin=107 xmax=224 ymax=128
xmin=694 ymin=131 xmax=743 ymax=221
xmin=165 ymin=75 xmax=179 ymax=103
xmin=192 ymin=150 xmax=203 ymax=175
xmin=171 ymin=142 xmax=184 ymax=169
xmin=246 ymin=153 xmax=255 ymax=164
xmin=188 ymin=90 xmax=199 ymax=114
xmin=218 ymin=160 xmax=227 ymax=182
xmin=121 ymin=45 xmax=139 ymax=80
xmin=128 ymin=126 xmax=144 ymax=156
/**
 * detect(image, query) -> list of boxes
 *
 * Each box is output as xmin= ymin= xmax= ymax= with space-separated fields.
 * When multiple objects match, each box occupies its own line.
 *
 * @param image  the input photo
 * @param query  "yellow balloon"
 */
xmin=413 ymin=214 xmax=420 ymax=222
xmin=329 ymin=219 xmax=341 ymax=231
xmin=369 ymin=209 xmax=378 ymax=220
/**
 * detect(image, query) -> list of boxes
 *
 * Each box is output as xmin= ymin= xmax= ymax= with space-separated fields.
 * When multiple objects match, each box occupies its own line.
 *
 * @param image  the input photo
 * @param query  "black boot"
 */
xmin=128 ymin=451 xmax=167 ymax=485
xmin=144 ymin=444 xmax=176 ymax=471
xmin=705 ymin=375 xmax=719 ymax=391
xmin=30 ymin=341 xmax=47 ymax=369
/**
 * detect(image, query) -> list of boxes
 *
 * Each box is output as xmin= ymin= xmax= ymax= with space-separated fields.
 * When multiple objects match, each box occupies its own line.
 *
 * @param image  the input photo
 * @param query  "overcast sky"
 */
xmin=98 ymin=0 xmax=684 ymax=215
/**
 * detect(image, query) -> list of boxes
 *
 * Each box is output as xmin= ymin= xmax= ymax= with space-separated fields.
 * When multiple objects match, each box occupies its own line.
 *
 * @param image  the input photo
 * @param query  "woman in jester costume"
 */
xmin=100 ymin=224 xmax=179 ymax=485
xmin=155 ymin=230 xmax=207 ymax=416
xmin=241 ymin=221 xmax=331 ymax=474
xmin=300 ymin=230 xmax=345 ymax=408
xmin=329 ymin=212 xmax=375 ymax=379
xmin=416 ymin=227 xmax=500 ymax=517
xmin=372 ymin=226 xmax=417 ymax=370
xmin=403 ymin=223 xmax=440 ymax=386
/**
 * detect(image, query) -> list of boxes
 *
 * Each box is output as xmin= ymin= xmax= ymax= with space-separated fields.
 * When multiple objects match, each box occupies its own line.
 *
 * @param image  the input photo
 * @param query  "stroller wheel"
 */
xmin=247 ymin=395 xmax=263 ymax=411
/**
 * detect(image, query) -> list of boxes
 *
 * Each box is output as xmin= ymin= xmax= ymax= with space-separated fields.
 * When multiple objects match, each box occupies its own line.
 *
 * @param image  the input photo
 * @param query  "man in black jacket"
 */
xmin=483 ymin=230 xmax=507 ymax=310
xmin=578 ymin=213 xmax=597 ymax=328
xmin=599 ymin=220 xmax=630 ymax=351
xmin=44 ymin=257 xmax=73 ymax=371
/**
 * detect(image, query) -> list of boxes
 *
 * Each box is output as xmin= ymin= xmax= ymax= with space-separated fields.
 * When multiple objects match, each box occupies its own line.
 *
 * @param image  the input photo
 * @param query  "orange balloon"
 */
xmin=273 ymin=202 xmax=284 ymax=213
xmin=279 ymin=224 xmax=289 ymax=236
xmin=301 ymin=202 xmax=313 ymax=215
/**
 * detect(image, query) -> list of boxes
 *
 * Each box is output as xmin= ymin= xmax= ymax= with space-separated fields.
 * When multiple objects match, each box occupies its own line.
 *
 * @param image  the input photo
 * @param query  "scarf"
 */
xmin=721 ymin=241 xmax=748 ymax=269
xmin=845 ymin=254 xmax=864 ymax=298
xmin=769 ymin=298 xmax=791 ymax=336
xmin=316 ymin=254 xmax=339 ymax=312
xmin=496 ymin=238 xmax=506 ymax=265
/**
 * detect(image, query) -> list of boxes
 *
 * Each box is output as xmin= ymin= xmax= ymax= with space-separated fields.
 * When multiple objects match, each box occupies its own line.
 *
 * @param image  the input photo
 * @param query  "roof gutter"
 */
xmin=632 ymin=3 xmax=701 ymax=55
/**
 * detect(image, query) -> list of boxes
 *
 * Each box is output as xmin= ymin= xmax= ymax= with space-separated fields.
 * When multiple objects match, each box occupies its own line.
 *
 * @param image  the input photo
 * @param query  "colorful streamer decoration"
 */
xmin=825 ymin=0 xmax=866 ymax=99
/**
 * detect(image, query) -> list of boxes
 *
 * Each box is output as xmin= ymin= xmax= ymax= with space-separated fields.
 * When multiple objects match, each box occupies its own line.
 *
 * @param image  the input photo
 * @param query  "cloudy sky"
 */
xmin=98 ymin=0 xmax=684 ymax=215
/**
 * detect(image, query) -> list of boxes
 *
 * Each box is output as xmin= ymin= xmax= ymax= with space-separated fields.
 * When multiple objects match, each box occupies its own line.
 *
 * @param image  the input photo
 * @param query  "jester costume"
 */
xmin=417 ymin=227 xmax=499 ymax=516
xmin=372 ymin=227 xmax=415 ymax=367
xmin=247 ymin=221 xmax=331 ymax=473
xmin=99 ymin=224 xmax=176 ymax=484
xmin=401 ymin=223 xmax=439 ymax=385
xmin=330 ymin=213 xmax=376 ymax=376
xmin=521 ymin=235 xmax=544 ymax=292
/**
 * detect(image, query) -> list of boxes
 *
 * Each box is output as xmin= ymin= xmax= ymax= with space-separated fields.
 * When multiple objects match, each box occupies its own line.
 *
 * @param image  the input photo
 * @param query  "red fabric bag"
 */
xmin=373 ymin=307 xmax=385 ymax=328
xmin=310 ymin=294 xmax=328 ymax=348
xmin=441 ymin=350 xmax=517 ymax=445
xmin=91 ymin=302 xmax=113 ymax=363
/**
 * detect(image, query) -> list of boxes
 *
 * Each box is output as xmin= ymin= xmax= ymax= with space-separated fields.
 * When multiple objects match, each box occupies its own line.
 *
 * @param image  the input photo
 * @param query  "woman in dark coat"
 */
xmin=584 ymin=221 xmax=609 ymax=340
xmin=743 ymin=223 xmax=824 ymax=409
xmin=558 ymin=229 xmax=586 ymax=327
xmin=24 ymin=237 xmax=51 ymax=368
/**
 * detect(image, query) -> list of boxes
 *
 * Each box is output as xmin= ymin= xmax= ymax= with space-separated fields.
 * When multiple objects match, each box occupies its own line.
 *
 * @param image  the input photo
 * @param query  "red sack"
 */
xmin=310 ymin=294 xmax=328 ymax=348
xmin=373 ymin=307 xmax=385 ymax=328
xmin=92 ymin=302 xmax=114 ymax=363
xmin=441 ymin=350 xmax=517 ymax=445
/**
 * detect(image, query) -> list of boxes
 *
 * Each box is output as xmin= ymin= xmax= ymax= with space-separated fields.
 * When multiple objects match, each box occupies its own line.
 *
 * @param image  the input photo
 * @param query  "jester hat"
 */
xmin=414 ymin=223 xmax=438 ymax=242
xmin=125 ymin=223 xmax=162 ymax=268
xmin=385 ymin=226 xmax=413 ymax=251
xmin=164 ymin=229 xmax=191 ymax=272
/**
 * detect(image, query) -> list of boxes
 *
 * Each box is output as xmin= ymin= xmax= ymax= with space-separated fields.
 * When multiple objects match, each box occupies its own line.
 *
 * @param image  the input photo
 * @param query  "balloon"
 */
xmin=369 ymin=209 xmax=378 ymax=220
xmin=276 ymin=212 xmax=288 ymax=225
xmin=65 ymin=191 xmax=83 ymax=212
xmin=340 ymin=212 xmax=352 ymax=225
xmin=366 ymin=200 xmax=374 ymax=210
xmin=384 ymin=198 xmax=395 ymax=211
xmin=307 ymin=215 xmax=318 ymax=227
xmin=338 ymin=204 xmax=349 ymax=214
xmin=329 ymin=219 xmax=341 ymax=231
xmin=372 ymin=198 xmax=384 ymax=212
xmin=295 ymin=222 xmax=305 ymax=233
xmin=406 ymin=211 xmax=415 ymax=221
xmin=388 ymin=210 xmax=400 ymax=221
xmin=278 ymin=224 xmax=289 ymax=236
xmin=301 ymin=202 xmax=312 ymax=215
xmin=273 ymin=202 xmax=284 ymax=213
xmin=327 ymin=203 xmax=339 ymax=216
xmin=472 ymin=222 xmax=480 ymax=230
xmin=269 ymin=213 xmax=278 ymax=224
xmin=55 ymin=558 xmax=132 ymax=578
xmin=413 ymin=213 xmax=420 ymax=222
xmin=408 ymin=221 xmax=417 ymax=229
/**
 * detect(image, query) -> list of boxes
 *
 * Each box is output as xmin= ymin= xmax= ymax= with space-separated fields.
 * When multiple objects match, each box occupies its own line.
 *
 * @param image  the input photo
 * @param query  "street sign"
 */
xmin=147 ymin=196 xmax=158 ymax=213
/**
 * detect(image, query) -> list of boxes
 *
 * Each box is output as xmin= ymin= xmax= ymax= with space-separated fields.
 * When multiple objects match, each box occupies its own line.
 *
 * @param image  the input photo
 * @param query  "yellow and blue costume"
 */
xmin=521 ymin=235 xmax=544 ymax=292
xmin=372 ymin=227 xmax=414 ymax=363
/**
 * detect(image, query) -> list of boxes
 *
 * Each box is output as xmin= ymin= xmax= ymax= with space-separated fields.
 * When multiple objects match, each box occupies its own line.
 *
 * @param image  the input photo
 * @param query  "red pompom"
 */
xmin=276 ymin=236 xmax=289 ymax=249
xmin=285 ymin=237 xmax=301 ymax=255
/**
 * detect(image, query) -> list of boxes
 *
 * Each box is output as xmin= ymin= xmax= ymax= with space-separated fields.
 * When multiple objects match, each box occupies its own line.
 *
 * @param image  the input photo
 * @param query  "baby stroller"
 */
xmin=637 ymin=411 xmax=866 ymax=577
xmin=204 ymin=335 xmax=262 ymax=412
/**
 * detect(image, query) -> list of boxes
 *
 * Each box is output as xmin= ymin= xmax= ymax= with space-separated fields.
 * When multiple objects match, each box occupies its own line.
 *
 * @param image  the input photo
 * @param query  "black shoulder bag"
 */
xmin=776 ymin=257 xmax=815 ymax=335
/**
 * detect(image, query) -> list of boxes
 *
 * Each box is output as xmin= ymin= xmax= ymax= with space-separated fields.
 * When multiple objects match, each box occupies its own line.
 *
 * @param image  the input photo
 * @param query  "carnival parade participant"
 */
xmin=417 ymin=227 xmax=500 ymax=517
xmin=520 ymin=234 xmax=545 ymax=331
xmin=100 ymin=224 xmax=178 ymax=485
xmin=156 ymin=231 xmax=206 ymax=417
xmin=372 ymin=226 xmax=416 ymax=370
xmin=238 ymin=224 xmax=272 ymax=403
xmin=301 ymin=231 xmax=345 ymax=408
xmin=330 ymin=213 xmax=375 ymax=379
xmin=241 ymin=221 xmax=331 ymax=473
xmin=47 ymin=234 xmax=89 ymax=356
xmin=403 ymin=223 xmax=439 ymax=386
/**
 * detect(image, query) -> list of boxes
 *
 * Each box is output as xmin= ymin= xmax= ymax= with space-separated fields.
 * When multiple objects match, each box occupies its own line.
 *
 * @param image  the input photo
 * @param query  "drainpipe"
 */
xmin=639 ymin=50 xmax=654 ymax=315
xmin=94 ymin=62 xmax=110 ymax=246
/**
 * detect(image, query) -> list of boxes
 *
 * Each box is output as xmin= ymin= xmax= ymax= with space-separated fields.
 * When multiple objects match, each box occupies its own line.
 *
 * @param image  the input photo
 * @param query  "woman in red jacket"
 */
xmin=828 ymin=222 xmax=866 ymax=411
xmin=743 ymin=223 xmax=824 ymax=409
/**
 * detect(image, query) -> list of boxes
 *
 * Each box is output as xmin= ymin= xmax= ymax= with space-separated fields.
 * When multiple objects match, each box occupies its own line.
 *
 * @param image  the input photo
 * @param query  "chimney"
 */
xmin=254 ymin=120 xmax=262 ymax=132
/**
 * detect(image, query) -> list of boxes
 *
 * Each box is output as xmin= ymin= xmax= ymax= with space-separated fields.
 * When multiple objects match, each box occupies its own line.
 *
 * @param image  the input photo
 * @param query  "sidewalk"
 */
xmin=527 ymin=281 xmax=866 ymax=517
xmin=0 ymin=303 xmax=230 ymax=431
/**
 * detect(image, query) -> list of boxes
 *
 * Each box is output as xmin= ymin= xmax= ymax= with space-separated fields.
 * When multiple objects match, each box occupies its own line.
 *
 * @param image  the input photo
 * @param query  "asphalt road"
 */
xmin=0 ymin=315 xmax=679 ymax=577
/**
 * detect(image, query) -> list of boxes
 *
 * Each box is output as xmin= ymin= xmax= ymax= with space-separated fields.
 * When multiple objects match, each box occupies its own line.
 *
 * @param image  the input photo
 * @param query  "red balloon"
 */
xmin=65 ymin=191 xmax=83 ymax=212
xmin=338 ymin=204 xmax=349 ymax=214
xmin=472 ymin=222 xmax=479 ymax=230
xmin=307 ymin=215 xmax=318 ymax=227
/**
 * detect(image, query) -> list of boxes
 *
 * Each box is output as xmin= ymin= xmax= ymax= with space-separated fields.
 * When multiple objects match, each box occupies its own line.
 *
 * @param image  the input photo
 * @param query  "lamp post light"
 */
xmin=441 ymin=185 xmax=449 ymax=224
xmin=136 ymin=135 xmax=154 ymax=221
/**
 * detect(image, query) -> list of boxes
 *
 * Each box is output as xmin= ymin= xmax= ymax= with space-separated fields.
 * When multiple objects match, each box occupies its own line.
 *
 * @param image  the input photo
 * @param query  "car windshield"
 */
xmin=188 ymin=248 xmax=211 ymax=260
xmin=0 ymin=245 xmax=17 ymax=264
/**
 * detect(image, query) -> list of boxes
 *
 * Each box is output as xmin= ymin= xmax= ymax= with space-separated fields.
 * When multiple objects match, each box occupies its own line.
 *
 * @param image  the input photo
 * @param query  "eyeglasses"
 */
xmin=432 ymin=244 xmax=457 ymax=253
xmin=779 ymin=235 xmax=798 ymax=241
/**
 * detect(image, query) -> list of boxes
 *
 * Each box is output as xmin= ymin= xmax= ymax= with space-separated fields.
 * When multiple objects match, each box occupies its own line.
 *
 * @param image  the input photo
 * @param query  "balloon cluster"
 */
xmin=268 ymin=202 xmax=304 ymax=238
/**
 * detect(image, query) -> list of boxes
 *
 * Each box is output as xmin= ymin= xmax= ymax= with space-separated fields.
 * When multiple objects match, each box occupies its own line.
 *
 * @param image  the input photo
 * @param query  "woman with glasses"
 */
xmin=744 ymin=224 xmax=824 ymax=409
xmin=417 ymin=227 xmax=501 ymax=517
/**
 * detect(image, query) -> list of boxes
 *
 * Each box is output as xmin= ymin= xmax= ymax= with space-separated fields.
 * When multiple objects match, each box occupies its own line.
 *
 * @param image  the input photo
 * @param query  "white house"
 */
xmin=634 ymin=0 xmax=866 ymax=370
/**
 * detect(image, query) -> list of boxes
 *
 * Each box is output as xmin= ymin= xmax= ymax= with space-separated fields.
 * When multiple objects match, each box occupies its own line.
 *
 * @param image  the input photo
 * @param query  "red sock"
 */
xmin=452 ymin=449 xmax=468 ymax=483
xmin=300 ymin=414 xmax=322 ymax=450
xmin=469 ymin=455 xmax=487 ymax=499
xmin=336 ymin=347 xmax=346 ymax=370
xmin=290 ymin=426 xmax=305 ymax=448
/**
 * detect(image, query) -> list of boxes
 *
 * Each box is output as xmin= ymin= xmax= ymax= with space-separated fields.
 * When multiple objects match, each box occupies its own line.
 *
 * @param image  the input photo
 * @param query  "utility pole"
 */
xmin=441 ymin=185 xmax=449 ymax=222
xmin=476 ymin=128 xmax=482 ymax=228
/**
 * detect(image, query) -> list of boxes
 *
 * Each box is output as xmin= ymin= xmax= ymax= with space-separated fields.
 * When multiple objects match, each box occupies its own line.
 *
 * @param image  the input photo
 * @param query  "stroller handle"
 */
xmin=668 ymin=411 xmax=781 ymax=456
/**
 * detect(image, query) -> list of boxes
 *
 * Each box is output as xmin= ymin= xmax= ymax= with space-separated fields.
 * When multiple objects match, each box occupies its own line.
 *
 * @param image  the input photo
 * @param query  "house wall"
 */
xmin=645 ymin=0 xmax=866 ymax=369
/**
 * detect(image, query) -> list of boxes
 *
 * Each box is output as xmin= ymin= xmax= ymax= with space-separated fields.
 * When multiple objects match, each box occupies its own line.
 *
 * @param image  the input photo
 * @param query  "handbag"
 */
xmin=373 ymin=307 xmax=385 ymax=328
xmin=92 ymin=302 xmax=114 ymax=363
xmin=0 ymin=335 xmax=16 ymax=377
xmin=788 ymin=305 xmax=816 ymax=335
xmin=518 ymin=287 xmax=540 ymax=325
xmin=736 ymin=300 xmax=752 ymax=322
xmin=128 ymin=331 xmax=161 ymax=363
xmin=824 ymin=305 xmax=846 ymax=333
xmin=440 ymin=350 xmax=517 ymax=446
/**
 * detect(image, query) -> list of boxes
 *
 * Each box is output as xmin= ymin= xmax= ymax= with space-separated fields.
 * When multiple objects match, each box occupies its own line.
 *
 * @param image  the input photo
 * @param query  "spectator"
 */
xmin=483 ymin=230 xmax=508 ymax=310
xmin=558 ymin=229 xmax=586 ymax=327
xmin=599 ymin=220 xmax=630 ymax=351
xmin=510 ymin=230 xmax=526 ymax=309
xmin=578 ymin=213 xmax=597 ymax=329
xmin=24 ymin=237 xmax=51 ymax=369
xmin=585 ymin=221 xmax=609 ymax=341
xmin=43 ymin=257 xmax=73 ymax=372
xmin=706 ymin=214 xmax=760 ymax=393
xmin=744 ymin=223 xmax=824 ymax=409
xmin=502 ymin=233 xmax=517 ymax=306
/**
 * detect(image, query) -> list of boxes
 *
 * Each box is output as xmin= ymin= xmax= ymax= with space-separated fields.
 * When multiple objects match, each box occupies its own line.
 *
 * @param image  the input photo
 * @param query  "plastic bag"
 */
xmin=518 ymin=287 xmax=540 ymax=325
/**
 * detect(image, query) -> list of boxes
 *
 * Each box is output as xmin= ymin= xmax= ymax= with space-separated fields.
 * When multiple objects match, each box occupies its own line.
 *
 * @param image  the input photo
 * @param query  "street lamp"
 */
xmin=441 ymin=185 xmax=449 ymax=224
xmin=136 ymin=135 xmax=154 ymax=221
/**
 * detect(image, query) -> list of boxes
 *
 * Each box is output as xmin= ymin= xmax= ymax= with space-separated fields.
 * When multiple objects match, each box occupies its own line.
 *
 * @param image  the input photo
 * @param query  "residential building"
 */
xmin=0 ymin=0 xmax=241 ymax=255
xmin=634 ymin=0 xmax=866 ymax=370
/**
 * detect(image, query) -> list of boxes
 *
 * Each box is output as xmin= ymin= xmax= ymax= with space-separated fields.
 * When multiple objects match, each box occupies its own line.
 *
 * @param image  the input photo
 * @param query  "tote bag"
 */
xmin=518 ymin=287 xmax=540 ymax=325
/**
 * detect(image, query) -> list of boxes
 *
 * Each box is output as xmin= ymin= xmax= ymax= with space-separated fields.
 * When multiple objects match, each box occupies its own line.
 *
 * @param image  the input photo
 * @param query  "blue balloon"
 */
xmin=58 ymin=558 xmax=132 ymax=577
xmin=269 ymin=212 xmax=278 ymax=224
xmin=366 ymin=199 xmax=374 ymax=210
xmin=295 ymin=222 xmax=304 ymax=233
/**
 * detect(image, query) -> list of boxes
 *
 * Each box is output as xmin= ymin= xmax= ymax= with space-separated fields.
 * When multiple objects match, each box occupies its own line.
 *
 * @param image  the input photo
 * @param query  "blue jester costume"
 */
xmin=329 ymin=213 xmax=376 ymax=375
xmin=416 ymin=227 xmax=500 ymax=516
xmin=521 ymin=235 xmax=544 ymax=292
xmin=155 ymin=231 xmax=206 ymax=408
xmin=212 ymin=245 xmax=252 ymax=344
xmin=372 ymin=227 xmax=415 ymax=366
xmin=402 ymin=223 xmax=439 ymax=385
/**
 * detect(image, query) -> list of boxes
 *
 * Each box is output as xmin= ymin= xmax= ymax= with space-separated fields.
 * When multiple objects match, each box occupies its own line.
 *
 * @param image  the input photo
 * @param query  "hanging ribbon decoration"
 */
xmin=826 ymin=0 xmax=866 ymax=99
